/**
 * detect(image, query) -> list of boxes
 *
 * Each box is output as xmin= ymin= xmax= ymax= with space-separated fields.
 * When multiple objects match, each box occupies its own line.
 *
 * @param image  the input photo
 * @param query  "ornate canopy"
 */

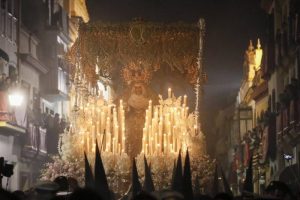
xmin=67 ymin=19 xmax=206 ymax=87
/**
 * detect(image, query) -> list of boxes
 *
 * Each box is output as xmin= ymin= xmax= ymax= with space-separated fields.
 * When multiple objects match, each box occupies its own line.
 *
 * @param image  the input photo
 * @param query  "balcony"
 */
xmin=0 ymin=90 xmax=26 ymax=136
xmin=22 ymin=123 xmax=47 ymax=159
xmin=19 ymin=53 xmax=48 ymax=75
xmin=46 ymin=5 xmax=71 ymax=45
xmin=276 ymin=83 xmax=300 ymax=147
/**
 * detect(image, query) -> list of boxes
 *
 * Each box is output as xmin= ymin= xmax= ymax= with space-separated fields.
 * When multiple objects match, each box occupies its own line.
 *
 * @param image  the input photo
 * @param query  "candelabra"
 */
xmin=141 ymin=88 xmax=198 ymax=156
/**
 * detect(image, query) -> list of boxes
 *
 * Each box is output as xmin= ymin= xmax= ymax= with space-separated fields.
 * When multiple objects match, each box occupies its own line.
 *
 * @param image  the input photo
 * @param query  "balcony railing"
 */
xmin=0 ymin=90 xmax=26 ymax=135
xmin=22 ymin=123 xmax=47 ymax=159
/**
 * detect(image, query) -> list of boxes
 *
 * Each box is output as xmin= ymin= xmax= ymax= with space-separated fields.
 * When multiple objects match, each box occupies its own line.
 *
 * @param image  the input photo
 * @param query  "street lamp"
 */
xmin=8 ymin=86 xmax=23 ymax=107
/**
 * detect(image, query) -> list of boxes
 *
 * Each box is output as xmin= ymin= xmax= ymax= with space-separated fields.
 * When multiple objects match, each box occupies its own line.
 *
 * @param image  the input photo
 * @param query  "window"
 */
xmin=239 ymin=107 xmax=253 ymax=139
xmin=6 ymin=0 xmax=14 ymax=41
xmin=8 ymin=65 xmax=16 ymax=82
xmin=21 ymin=80 xmax=30 ymax=103
xmin=0 ymin=0 xmax=16 ymax=41
xmin=0 ymin=0 xmax=7 ymax=36
xmin=58 ymin=68 xmax=67 ymax=94
xmin=0 ymin=0 xmax=6 ymax=10
xmin=7 ymin=0 xmax=12 ymax=14
xmin=32 ymin=87 xmax=40 ymax=111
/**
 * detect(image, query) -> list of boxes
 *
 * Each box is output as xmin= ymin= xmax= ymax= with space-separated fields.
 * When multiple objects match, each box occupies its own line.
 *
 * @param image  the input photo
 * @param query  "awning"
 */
xmin=0 ymin=48 xmax=9 ymax=62
xmin=0 ymin=121 xmax=26 ymax=135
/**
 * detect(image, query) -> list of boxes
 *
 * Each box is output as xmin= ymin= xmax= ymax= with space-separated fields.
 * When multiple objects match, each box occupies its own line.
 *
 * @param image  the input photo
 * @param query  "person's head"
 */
xmin=35 ymin=181 xmax=59 ymax=200
xmin=195 ymin=194 xmax=212 ymax=200
xmin=54 ymin=176 xmax=69 ymax=191
xmin=159 ymin=189 xmax=184 ymax=200
xmin=265 ymin=181 xmax=294 ymax=199
xmin=67 ymin=177 xmax=79 ymax=192
xmin=12 ymin=190 xmax=26 ymax=200
xmin=213 ymin=192 xmax=233 ymax=200
xmin=132 ymin=191 xmax=157 ymax=200
xmin=69 ymin=188 xmax=102 ymax=200
xmin=0 ymin=189 xmax=20 ymax=200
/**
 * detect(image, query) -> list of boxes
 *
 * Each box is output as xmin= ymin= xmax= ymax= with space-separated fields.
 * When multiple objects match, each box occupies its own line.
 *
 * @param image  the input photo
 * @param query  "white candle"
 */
xmin=122 ymin=136 xmax=125 ymax=153
xmin=146 ymin=143 xmax=148 ymax=155
xmin=163 ymin=133 xmax=167 ymax=153
xmin=184 ymin=94 xmax=187 ymax=104
xmin=112 ymin=137 xmax=116 ymax=154
xmin=107 ymin=132 xmax=111 ymax=152
xmin=185 ymin=107 xmax=189 ymax=118
xmin=168 ymin=88 xmax=172 ymax=98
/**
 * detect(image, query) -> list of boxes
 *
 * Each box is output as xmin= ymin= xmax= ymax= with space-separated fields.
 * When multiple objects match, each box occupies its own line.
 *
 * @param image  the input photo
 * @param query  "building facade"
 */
xmin=0 ymin=0 xmax=89 ymax=190
xmin=218 ymin=0 xmax=300 ymax=195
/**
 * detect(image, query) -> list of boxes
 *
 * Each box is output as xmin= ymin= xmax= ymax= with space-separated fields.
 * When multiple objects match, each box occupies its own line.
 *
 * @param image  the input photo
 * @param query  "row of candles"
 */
xmin=72 ymin=93 xmax=126 ymax=156
xmin=71 ymin=62 xmax=126 ymax=156
xmin=141 ymin=88 xmax=197 ymax=155
xmin=71 ymin=76 xmax=197 ymax=157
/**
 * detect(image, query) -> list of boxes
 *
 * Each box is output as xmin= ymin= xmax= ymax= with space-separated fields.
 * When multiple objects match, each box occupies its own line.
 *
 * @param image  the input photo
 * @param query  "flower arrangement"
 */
xmin=40 ymin=155 xmax=85 ymax=185
xmin=136 ymin=132 xmax=215 ymax=190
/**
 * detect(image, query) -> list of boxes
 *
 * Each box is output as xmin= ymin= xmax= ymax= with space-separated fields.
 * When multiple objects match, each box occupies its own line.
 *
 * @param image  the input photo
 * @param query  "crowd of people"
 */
xmin=0 ymin=177 xmax=299 ymax=200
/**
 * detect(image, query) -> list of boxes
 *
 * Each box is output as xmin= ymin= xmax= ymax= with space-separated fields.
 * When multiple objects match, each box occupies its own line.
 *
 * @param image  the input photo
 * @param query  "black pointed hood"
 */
xmin=171 ymin=149 xmax=183 ymax=193
xmin=84 ymin=151 xmax=94 ymax=188
xmin=183 ymin=149 xmax=193 ymax=200
xmin=211 ymin=163 xmax=219 ymax=196
xmin=243 ymin=156 xmax=253 ymax=193
xmin=131 ymin=158 xmax=142 ymax=197
xmin=95 ymin=140 xmax=110 ymax=200
xmin=143 ymin=156 xmax=155 ymax=192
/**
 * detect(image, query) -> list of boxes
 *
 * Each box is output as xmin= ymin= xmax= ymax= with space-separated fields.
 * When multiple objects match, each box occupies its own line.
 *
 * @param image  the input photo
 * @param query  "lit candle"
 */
xmin=185 ymin=107 xmax=189 ymax=118
xmin=96 ymin=120 xmax=100 ymax=135
xmin=163 ymin=133 xmax=167 ymax=153
xmin=87 ymin=132 xmax=90 ymax=154
xmin=149 ymin=136 xmax=153 ymax=155
xmin=194 ymin=124 xmax=198 ymax=136
xmin=107 ymin=132 xmax=111 ymax=152
xmin=122 ymin=136 xmax=125 ymax=153
xmin=168 ymin=88 xmax=172 ymax=98
xmin=107 ymin=105 xmax=111 ymax=120
xmin=183 ymin=95 xmax=187 ymax=106
xmin=159 ymin=121 xmax=162 ymax=152
xmin=112 ymin=137 xmax=116 ymax=154
xmin=92 ymin=125 xmax=96 ymax=144
xmin=146 ymin=143 xmax=149 ymax=155
xmin=159 ymin=105 xmax=163 ymax=118
xmin=101 ymin=111 xmax=105 ymax=133
xmin=115 ymin=125 xmax=119 ymax=147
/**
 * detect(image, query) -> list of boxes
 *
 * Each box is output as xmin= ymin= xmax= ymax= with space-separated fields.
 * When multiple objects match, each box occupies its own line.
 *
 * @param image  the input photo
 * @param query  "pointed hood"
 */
xmin=143 ymin=156 xmax=155 ymax=192
xmin=171 ymin=149 xmax=183 ymax=193
xmin=243 ymin=156 xmax=253 ymax=193
xmin=211 ymin=163 xmax=219 ymax=196
xmin=84 ymin=151 xmax=94 ymax=188
xmin=94 ymin=140 xmax=110 ymax=200
xmin=131 ymin=158 xmax=142 ymax=197
xmin=220 ymin=166 xmax=233 ymax=196
xmin=183 ymin=149 xmax=193 ymax=200
xmin=171 ymin=159 xmax=177 ymax=186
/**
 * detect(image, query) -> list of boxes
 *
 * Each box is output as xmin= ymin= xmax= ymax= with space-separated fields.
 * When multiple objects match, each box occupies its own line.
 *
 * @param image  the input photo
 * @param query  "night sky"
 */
xmin=86 ymin=0 xmax=267 ymax=154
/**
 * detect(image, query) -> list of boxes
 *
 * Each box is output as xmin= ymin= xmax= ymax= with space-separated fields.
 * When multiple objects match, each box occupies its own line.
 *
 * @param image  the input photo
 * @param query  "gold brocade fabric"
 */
xmin=66 ymin=20 xmax=202 ymax=86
